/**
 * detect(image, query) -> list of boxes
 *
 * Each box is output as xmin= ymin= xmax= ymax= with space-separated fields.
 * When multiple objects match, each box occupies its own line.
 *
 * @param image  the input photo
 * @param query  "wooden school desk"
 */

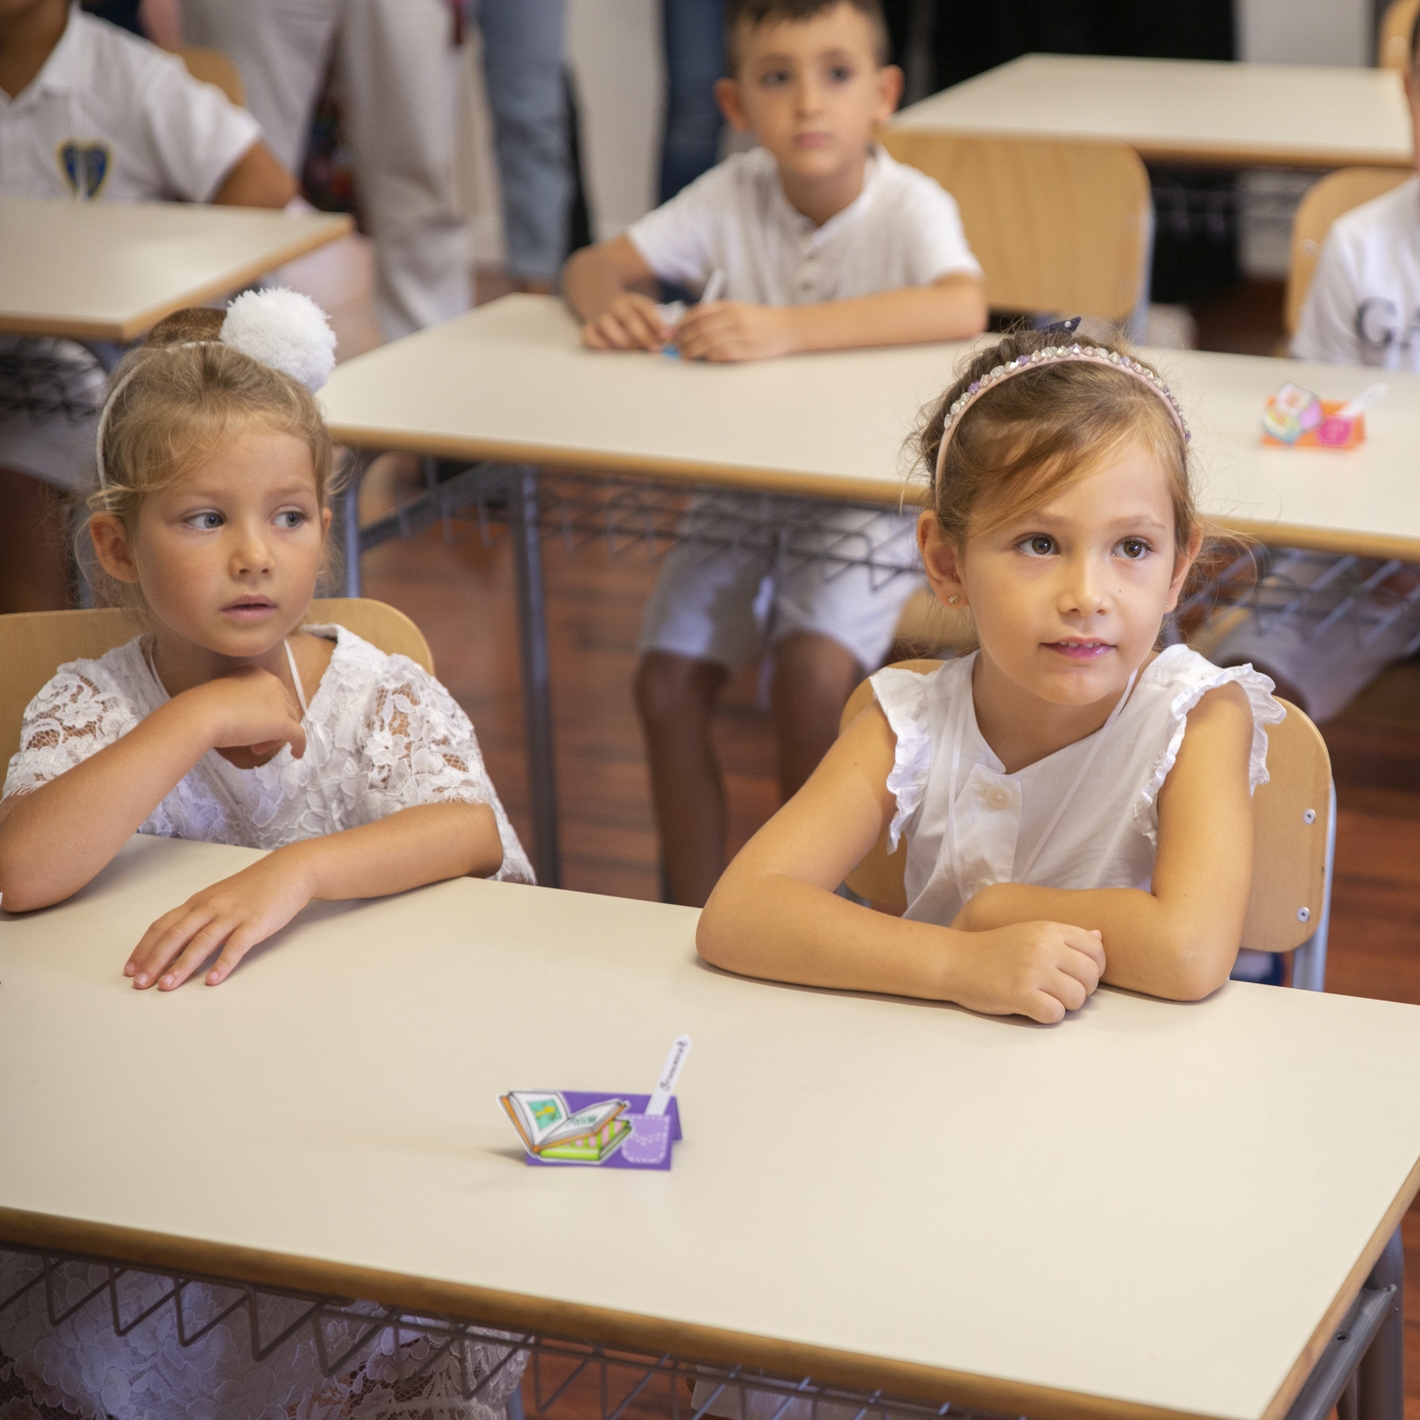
xmin=0 ymin=197 xmax=351 ymax=343
xmin=887 ymin=54 xmax=1414 ymax=171
xmin=319 ymin=293 xmax=1420 ymax=881
xmin=0 ymin=835 xmax=1416 ymax=1420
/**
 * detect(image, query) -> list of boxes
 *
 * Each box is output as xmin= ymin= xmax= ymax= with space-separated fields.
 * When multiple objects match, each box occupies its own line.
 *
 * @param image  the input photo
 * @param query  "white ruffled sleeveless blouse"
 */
xmin=871 ymin=645 xmax=1283 ymax=925
xmin=2 ymin=623 xmax=534 ymax=885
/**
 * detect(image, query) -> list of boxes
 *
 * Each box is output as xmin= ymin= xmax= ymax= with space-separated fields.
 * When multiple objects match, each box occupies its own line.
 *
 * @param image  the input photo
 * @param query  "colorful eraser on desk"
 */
xmin=1261 ymin=383 xmax=1323 ymax=444
xmin=500 ymin=1090 xmax=682 ymax=1169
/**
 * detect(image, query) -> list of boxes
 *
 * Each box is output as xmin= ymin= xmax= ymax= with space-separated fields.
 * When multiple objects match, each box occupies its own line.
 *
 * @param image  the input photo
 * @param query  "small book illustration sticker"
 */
xmin=500 ymin=1036 xmax=691 ymax=1170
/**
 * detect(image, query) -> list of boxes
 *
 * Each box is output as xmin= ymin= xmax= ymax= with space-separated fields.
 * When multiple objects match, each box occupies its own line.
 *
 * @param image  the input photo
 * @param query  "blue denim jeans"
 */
xmin=476 ymin=0 xmax=571 ymax=283
xmin=660 ymin=0 xmax=725 ymax=202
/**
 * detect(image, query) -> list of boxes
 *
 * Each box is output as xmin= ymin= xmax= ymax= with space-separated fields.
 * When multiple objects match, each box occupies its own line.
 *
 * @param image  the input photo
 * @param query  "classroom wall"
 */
xmin=566 ymin=0 xmax=662 ymax=240
xmin=1236 ymin=0 xmax=1369 ymax=66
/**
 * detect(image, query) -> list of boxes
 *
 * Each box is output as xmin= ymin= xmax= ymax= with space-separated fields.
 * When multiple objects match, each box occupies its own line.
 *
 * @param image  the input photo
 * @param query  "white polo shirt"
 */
xmin=1293 ymin=175 xmax=1420 ymax=370
xmin=627 ymin=144 xmax=982 ymax=304
xmin=0 ymin=5 xmax=261 ymax=203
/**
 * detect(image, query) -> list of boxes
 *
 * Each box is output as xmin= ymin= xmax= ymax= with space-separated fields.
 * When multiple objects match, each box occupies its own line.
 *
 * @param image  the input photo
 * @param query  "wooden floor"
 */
xmin=339 ymin=261 xmax=1420 ymax=1420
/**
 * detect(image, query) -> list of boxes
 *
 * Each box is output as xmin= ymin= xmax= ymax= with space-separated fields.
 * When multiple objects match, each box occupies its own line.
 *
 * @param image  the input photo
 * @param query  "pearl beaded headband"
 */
xmin=933 ymin=336 xmax=1191 ymax=487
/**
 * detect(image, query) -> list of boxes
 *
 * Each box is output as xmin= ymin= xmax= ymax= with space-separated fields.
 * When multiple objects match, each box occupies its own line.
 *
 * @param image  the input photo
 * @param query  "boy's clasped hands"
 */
xmin=582 ymin=292 xmax=798 ymax=363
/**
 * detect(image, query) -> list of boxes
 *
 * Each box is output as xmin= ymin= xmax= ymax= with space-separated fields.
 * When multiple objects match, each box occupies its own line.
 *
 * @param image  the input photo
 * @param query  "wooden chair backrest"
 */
xmin=1286 ymin=167 xmax=1412 ymax=335
xmin=839 ymin=662 xmax=1333 ymax=956
xmin=178 ymin=47 xmax=246 ymax=107
xmin=876 ymin=132 xmax=1152 ymax=323
xmin=0 ymin=598 xmax=432 ymax=770
xmin=1379 ymin=0 xmax=1420 ymax=70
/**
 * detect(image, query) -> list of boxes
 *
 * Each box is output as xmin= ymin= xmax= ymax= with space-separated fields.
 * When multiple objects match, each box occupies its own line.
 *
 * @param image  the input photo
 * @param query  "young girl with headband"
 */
xmin=697 ymin=325 xmax=1284 ymax=1023
xmin=0 ymin=291 xmax=533 ymax=1000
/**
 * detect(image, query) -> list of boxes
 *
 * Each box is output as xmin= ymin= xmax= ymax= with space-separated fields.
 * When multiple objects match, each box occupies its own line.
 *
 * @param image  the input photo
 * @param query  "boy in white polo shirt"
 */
xmin=1293 ymin=10 xmax=1420 ymax=367
xmin=0 ymin=0 xmax=293 ymax=614
xmin=563 ymin=0 xmax=985 ymax=907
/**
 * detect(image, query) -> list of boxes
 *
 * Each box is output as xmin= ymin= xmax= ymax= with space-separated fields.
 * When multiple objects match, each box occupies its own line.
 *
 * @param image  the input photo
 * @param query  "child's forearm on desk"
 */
xmin=782 ymin=275 xmax=988 ymax=353
xmin=0 ymin=700 xmax=215 ymax=911
xmin=954 ymin=883 xmax=1242 ymax=1001
xmin=562 ymin=238 xmax=656 ymax=319
xmin=279 ymin=801 xmax=504 ymax=902
xmin=700 ymin=871 xmax=963 ymax=999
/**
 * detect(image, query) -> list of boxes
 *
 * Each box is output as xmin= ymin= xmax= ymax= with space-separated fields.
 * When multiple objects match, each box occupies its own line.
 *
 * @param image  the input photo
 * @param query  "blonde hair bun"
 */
xmin=220 ymin=288 xmax=336 ymax=392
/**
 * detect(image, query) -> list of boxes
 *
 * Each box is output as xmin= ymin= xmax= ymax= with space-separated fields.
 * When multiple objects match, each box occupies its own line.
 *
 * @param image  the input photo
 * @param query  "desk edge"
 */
xmin=1215 ymin=518 xmax=1420 ymax=564
xmin=325 ymin=427 xmax=930 ymax=508
xmin=324 ymin=433 xmax=1420 ymax=560
xmin=0 ymin=213 xmax=353 ymax=343
xmin=884 ymin=122 xmax=1412 ymax=170
xmin=0 ymin=1204 xmax=1231 ymax=1420
xmin=1260 ymin=1151 xmax=1420 ymax=1420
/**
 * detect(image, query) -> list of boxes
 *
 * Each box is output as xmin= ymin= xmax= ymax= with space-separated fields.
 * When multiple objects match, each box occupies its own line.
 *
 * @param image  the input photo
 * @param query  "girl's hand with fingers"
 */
xmin=186 ymin=666 xmax=306 ymax=765
xmin=945 ymin=921 xmax=1106 ymax=1024
xmin=126 ymin=848 xmax=315 ymax=990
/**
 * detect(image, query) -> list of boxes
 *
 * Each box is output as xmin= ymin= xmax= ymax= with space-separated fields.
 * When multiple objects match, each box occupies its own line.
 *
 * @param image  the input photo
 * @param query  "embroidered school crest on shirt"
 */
xmin=57 ymin=140 xmax=111 ymax=198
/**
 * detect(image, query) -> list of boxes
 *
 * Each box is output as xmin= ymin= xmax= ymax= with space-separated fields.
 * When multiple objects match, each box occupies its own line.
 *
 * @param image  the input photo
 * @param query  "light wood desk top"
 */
xmin=4 ymin=836 xmax=1420 ymax=1420
xmin=322 ymin=294 xmax=1420 ymax=562
xmin=888 ymin=54 xmax=1414 ymax=170
xmin=0 ymin=198 xmax=352 ymax=342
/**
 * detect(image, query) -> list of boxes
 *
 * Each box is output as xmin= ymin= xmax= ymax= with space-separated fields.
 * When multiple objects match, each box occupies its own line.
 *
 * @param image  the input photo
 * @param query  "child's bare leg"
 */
xmin=0 ymin=467 xmax=70 ymax=613
xmin=770 ymin=630 xmax=863 ymax=800
xmin=635 ymin=650 xmax=731 ymax=906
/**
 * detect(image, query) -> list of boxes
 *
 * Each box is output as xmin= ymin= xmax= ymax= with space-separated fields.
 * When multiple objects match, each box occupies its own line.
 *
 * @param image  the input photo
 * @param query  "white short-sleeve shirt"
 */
xmin=0 ymin=4 xmax=262 ymax=203
xmin=627 ymin=144 xmax=982 ymax=304
xmin=1292 ymin=176 xmax=1420 ymax=369
xmin=871 ymin=646 xmax=1283 ymax=927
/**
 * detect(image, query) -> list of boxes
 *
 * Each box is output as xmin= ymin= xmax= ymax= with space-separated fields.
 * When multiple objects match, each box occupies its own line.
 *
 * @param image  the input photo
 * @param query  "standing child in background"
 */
xmin=0 ymin=291 xmax=530 ymax=1416
xmin=563 ymin=0 xmax=987 ymax=907
xmin=699 ymin=329 xmax=1283 ymax=1024
xmin=0 ymin=0 xmax=294 ymax=614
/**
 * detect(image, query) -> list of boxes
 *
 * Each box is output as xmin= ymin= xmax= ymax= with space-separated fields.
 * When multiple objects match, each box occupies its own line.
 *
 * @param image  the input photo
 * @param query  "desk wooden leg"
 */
xmin=512 ymin=465 xmax=561 ymax=888
xmin=1357 ymin=1227 xmax=1404 ymax=1420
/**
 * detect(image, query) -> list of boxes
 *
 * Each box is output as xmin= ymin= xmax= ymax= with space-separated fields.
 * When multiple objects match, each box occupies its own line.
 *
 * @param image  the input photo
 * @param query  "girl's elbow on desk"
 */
xmin=1109 ymin=928 xmax=1240 ymax=1003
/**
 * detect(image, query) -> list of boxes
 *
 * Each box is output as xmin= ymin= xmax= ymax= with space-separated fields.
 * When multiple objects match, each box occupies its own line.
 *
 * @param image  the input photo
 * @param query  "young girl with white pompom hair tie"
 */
xmin=697 ymin=325 xmax=1285 ymax=1026
xmin=0 ymin=289 xmax=534 ymax=991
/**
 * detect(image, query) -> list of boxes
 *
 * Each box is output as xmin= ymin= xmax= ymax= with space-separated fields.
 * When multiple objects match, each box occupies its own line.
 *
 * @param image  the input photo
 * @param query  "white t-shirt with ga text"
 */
xmin=627 ymin=143 xmax=982 ymax=304
xmin=1293 ymin=175 xmax=1420 ymax=369
xmin=0 ymin=4 xmax=261 ymax=203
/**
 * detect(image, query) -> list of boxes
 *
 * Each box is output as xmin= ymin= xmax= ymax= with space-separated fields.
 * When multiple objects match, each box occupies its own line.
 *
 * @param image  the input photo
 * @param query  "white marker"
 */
xmin=1337 ymin=383 xmax=1388 ymax=421
xmin=700 ymin=270 xmax=726 ymax=305
xmin=646 ymin=1035 xmax=692 ymax=1116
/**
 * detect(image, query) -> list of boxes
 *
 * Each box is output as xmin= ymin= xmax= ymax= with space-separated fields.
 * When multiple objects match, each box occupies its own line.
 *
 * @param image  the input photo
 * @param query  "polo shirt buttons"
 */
xmin=985 ymin=785 xmax=1012 ymax=809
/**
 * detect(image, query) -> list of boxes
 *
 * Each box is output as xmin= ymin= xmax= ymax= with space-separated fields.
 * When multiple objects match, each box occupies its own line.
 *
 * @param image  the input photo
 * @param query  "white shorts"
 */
xmin=0 ymin=338 xmax=104 ymax=492
xmin=638 ymin=492 xmax=923 ymax=673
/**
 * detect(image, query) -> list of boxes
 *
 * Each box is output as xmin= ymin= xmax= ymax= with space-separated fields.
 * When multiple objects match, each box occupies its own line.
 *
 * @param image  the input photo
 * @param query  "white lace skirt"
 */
xmin=0 ymin=1250 xmax=526 ymax=1420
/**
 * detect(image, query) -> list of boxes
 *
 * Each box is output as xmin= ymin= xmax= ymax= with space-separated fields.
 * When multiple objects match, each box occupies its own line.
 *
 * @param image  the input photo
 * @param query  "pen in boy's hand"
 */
xmin=700 ymin=270 xmax=726 ymax=305
xmin=646 ymin=1034 xmax=691 ymax=1116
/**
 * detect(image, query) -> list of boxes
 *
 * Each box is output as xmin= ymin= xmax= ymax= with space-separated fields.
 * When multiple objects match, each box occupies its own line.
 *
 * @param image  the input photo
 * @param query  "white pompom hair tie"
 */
xmin=94 ymin=288 xmax=337 ymax=490
xmin=219 ymin=288 xmax=336 ymax=393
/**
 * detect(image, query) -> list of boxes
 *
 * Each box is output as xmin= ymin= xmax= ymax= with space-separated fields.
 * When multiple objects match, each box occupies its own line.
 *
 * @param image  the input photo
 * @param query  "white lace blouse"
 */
xmin=2 ymin=623 xmax=534 ymax=886
xmin=871 ymin=645 xmax=1283 ymax=926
